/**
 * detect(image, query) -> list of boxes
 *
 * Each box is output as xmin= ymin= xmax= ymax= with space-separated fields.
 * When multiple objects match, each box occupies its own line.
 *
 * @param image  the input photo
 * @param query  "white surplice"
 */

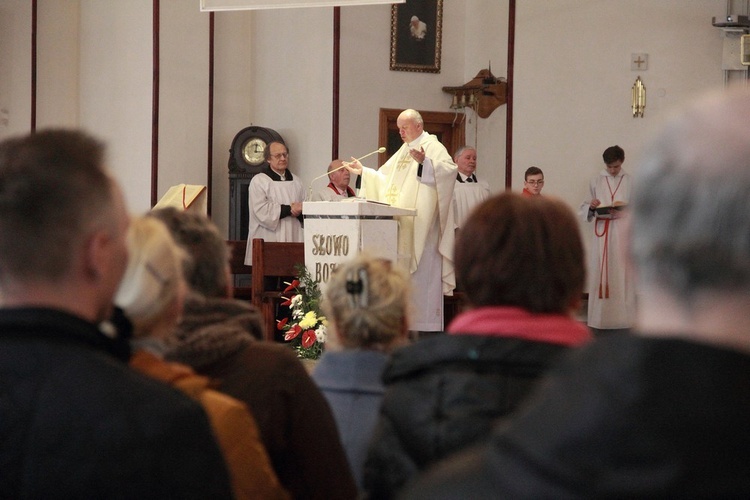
xmin=244 ymin=171 xmax=305 ymax=263
xmin=579 ymin=169 xmax=636 ymax=329
xmin=453 ymin=177 xmax=491 ymax=230
xmin=360 ymin=131 xmax=457 ymax=331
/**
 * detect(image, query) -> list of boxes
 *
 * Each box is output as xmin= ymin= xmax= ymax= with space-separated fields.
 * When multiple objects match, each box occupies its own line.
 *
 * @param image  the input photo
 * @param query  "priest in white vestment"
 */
xmin=346 ymin=109 xmax=457 ymax=332
xmin=244 ymin=141 xmax=305 ymax=263
xmin=452 ymin=146 xmax=491 ymax=230
xmin=579 ymin=145 xmax=635 ymax=334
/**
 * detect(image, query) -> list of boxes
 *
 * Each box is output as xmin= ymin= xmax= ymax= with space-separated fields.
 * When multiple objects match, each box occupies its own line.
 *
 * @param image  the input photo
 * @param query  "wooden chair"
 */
xmin=251 ymin=238 xmax=305 ymax=341
xmin=226 ymin=240 xmax=252 ymax=301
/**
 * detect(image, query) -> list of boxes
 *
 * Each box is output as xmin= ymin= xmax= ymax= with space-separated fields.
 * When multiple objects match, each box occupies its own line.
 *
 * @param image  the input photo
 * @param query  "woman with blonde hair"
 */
xmin=312 ymin=254 xmax=410 ymax=492
xmin=115 ymin=216 xmax=288 ymax=500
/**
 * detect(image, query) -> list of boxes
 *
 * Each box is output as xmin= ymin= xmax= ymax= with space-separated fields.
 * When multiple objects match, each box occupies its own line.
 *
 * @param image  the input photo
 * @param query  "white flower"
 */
xmin=315 ymin=324 xmax=327 ymax=343
xmin=290 ymin=294 xmax=303 ymax=308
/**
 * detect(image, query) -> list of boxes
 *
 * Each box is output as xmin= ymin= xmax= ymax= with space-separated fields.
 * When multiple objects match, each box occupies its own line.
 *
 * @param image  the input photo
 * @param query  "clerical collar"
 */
xmin=457 ymin=173 xmax=477 ymax=183
xmin=407 ymin=131 xmax=428 ymax=148
xmin=266 ymin=166 xmax=292 ymax=181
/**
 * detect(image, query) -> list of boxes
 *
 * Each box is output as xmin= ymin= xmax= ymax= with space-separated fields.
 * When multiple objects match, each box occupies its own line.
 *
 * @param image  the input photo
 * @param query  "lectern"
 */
xmin=302 ymin=200 xmax=416 ymax=289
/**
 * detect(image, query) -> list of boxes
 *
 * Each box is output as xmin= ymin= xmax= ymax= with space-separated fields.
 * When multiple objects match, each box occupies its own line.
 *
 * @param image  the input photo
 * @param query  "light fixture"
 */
xmin=442 ymin=67 xmax=507 ymax=119
xmin=632 ymin=76 xmax=646 ymax=118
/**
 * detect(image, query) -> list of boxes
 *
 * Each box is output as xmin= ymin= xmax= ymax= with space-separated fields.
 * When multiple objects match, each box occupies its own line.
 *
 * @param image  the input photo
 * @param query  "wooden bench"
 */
xmin=251 ymin=239 xmax=305 ymax=341
xmin=226 ymin=240 xmax=252 ymax=301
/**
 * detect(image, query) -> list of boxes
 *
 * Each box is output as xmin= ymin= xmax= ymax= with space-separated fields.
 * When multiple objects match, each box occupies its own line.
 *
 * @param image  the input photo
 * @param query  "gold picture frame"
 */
xmin=390 ymin=0 xmax=443 ymax=73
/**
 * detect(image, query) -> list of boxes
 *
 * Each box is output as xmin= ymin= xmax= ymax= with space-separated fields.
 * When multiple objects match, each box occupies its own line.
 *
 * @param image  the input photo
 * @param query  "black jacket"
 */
xmin=0 ymin=307 xmax=233 ymax=499
xmin=363 ymin=334 xmax=571 ymax=499
xmin=404 ymin=335 xmax=750 ymax=499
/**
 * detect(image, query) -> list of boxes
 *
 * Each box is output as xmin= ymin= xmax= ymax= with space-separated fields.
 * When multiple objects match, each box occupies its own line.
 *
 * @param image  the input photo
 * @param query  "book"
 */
xmin=594 ymin=203 xmax=627 ymax=218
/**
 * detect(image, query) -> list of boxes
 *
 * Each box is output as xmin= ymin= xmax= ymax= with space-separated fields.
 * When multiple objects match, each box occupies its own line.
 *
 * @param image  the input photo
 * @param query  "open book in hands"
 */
xmin=594 ymin=202 xmax=627 ymax=219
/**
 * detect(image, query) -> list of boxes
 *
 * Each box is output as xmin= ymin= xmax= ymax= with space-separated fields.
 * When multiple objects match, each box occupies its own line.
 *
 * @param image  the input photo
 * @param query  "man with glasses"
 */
xmin=452 ymin=145 xmax=490 ymax=230
xmin=244 ymin=141 xmax=305 ymax=262
xmin=522 ymin=166 xmax=545 ymax=196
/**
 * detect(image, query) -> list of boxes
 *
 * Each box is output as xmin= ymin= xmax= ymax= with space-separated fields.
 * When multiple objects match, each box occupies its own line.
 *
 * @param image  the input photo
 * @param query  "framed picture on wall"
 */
xmin=390 ymin=0 xmax=442 ymax=73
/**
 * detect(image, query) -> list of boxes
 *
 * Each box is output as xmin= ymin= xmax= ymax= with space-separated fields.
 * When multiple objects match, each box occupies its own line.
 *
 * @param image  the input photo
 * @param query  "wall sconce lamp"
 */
xmin=632 ymin=76 xmax=646 ymax=118
xmin=443 ymin=68 xmax=507 ymax=119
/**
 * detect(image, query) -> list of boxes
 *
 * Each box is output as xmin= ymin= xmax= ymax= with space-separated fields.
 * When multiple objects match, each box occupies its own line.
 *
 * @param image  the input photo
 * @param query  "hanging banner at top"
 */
xmin=200 ymin=0 xmax=404 ymax=11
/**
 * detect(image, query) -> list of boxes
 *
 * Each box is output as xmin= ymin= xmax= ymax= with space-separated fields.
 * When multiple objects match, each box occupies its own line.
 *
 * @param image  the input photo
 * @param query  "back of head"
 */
xmin=115 ymin=216 xmax=186 ymax=338
xmin=631 ymin=87 xmax=750 ymax=297
xmin=0 ymin=129 xmax=113 ymax=284
xmin=149 ymin=207 xmax=229 ymax=298
xmin=456 ymin=193 xmax=584 ymax=313
xmin=322 ymin=255 xmax=410 ymax=350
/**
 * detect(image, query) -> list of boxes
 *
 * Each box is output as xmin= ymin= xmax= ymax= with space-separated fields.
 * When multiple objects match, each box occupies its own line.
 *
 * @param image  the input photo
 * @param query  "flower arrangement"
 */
xmin=276 ymin=264 xmax=327 ymax=360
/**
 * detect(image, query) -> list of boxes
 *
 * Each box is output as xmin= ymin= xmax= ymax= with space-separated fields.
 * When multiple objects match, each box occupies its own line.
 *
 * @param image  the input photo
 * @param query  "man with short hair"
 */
xmin=313 ymin=159 xmax=356 ymax=200
xmin=522 ymin=166 xmax=544 ymax=196
xmin=404 ymin=87 xmax=750 ymax=498
xmin=244 ymin=141 xmax=305 ymax=262
xmin=0 ymin=129 xmax=232 ymax=498
xmin=452 ymin=145 xmax=491 ymax=230
xmin=346 ymin=108 xmax=457 ymax=333
xmin=581 ymin=145 xmax=634 ymax=335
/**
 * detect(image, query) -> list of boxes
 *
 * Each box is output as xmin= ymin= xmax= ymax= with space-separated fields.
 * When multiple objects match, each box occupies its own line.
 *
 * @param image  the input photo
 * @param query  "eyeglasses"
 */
xmin=525 ymin=179 xmax=544 ymax=186
xmin=271 ymin=152 xmax=289 ymax=160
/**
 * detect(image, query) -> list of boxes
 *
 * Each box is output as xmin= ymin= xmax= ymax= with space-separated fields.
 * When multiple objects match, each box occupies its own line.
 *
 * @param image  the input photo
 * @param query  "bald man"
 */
xmin=313 ymin=159 xmax=356 ymax=201
xmin=346 ymin=108 xmax=457 ymax=333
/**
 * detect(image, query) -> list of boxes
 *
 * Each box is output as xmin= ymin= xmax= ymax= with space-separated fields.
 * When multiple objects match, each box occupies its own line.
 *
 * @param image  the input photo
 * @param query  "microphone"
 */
xmin=307 ymin=147 xmax=386 ymax=199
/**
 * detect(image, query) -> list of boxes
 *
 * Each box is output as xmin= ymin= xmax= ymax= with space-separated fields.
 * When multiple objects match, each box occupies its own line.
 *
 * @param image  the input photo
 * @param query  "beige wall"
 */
xmin=0 ymin=0 xmax=732 ymax=244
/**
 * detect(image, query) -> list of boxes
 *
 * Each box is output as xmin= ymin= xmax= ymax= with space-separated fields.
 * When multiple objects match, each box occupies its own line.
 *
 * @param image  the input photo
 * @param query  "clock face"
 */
xmin=242 ymin=137 xmax=267 ymax=166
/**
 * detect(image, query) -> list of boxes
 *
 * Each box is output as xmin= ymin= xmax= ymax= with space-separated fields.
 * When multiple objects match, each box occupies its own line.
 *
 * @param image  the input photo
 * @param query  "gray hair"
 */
xmin=631 ymin=87 xmax=750 ymax=296
xmin=453 ymin=145 xmax=476 ymax=161
xmin=400 ymin=109 xmax=424 ymax=127
xmin=149 ymin=207 xmax=229 ymax=298
xmin=322 ymin=254 xmax=409 ymax=349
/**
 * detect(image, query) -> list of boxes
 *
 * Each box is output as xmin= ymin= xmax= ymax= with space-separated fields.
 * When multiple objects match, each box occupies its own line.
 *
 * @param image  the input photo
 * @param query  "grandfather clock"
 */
xmin=228 ymin=126 xmax=285 ymax=240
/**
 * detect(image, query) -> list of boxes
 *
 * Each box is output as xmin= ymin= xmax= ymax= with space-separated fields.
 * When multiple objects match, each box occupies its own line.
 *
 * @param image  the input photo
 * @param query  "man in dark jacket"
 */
xmin=363 ymin=193 xmax=591 ymax=499
xmin=0 ymin=130 xmax=233 ymax=499
xmin=403 ymin=88 xmax=750 ymax=498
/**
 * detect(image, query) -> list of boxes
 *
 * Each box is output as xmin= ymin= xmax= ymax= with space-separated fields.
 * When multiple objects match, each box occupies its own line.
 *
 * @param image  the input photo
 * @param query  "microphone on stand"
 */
xmin=307 ymin=147 xmax=386 ymax=200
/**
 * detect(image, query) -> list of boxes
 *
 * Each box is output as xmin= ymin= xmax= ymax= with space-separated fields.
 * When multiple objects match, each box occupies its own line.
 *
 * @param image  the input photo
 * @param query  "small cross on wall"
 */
xmin=631 ymin=53 xmax=648 ymax=71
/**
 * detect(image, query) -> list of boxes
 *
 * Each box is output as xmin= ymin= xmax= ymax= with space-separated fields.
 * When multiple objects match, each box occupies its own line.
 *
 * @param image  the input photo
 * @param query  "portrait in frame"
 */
xmin=390 ymin=0 xmax=443 ymax=73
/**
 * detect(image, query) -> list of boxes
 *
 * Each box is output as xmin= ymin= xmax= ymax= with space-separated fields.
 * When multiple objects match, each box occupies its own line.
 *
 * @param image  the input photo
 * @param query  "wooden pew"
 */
xmin=251 ymin=239 xmax=305 ymax=341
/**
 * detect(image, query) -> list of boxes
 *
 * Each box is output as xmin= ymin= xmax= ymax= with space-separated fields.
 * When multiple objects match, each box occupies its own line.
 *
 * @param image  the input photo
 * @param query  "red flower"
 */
xmin=280 ymin=295 xmax=294 ymax=307
xmin=284 ymin=324 xmax=302 ymax=341
xmin=276 ymin=317 xmax=289 ymax=330
xmin=301 ymin=329 xmax=317 ymax=349
xmin=283 ymin=280 xmax=300 ymax=294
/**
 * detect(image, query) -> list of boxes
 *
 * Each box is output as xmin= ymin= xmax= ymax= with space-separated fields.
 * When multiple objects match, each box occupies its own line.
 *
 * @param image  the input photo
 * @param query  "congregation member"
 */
xmin=452 ymin=145 xmax=491 ymax=230
xmin=404 ymin=86 xmax=750 ymax=498
xmin=0 ymin=129 xmax=232 ymax=498
xmin=151 ymin=207 xmax=358 ymax=500
xmin=244 ymin=140 xmax=305 ymax=262
xmin=346 ymin=108 xmax=457 ymax=333
xmin=581 ymin=145 xmax=635 ymax=335
xmin=521 ymin=166 xmax=544 ymax=196
xmin=313 ymin=159 xmax=357 ymax=200
xmin=312 ymin=255 xmax=410 ymax=492
xmin=363 ymin=193 xmax=591 ymax=499
xmin=116 ymin=216 xmax=289 ymax=500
